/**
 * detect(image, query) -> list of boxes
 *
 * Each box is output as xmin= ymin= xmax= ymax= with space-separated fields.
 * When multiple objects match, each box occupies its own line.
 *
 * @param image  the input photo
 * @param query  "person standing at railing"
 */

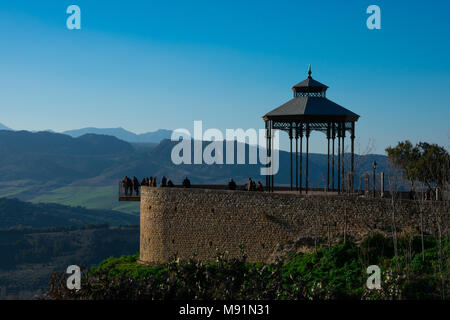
xmin=127 ymin=176 xmax=133 ymax=196
xmin=228 ymin=178 xmax=236 ymax=190
xmin=122 ymin=176 xmax=130 ymax=196
xmin=246 ymin=178 xmax=254 ymax=191
xmin=182 ymin=176 xmax=191 ymax=188
xmin=133 ymin=176 xmax=140 ymax=196
xmin=256 ymin=181 xmax=264 ymax=191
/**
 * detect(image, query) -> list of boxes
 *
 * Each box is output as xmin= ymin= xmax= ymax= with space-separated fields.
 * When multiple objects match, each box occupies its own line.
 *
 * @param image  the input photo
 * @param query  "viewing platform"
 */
xmin=117 ymin=181 xmax=420 ymax=202
xmin=118 ymin=181 xmax=346 ymax=201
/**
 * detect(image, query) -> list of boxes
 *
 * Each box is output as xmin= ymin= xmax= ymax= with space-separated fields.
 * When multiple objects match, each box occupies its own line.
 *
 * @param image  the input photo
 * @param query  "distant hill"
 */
xmin=0 ymin=123 xmax=11 ymax=131
xmin=63 ymin=127 xmax=173 ymax=144
xmin=0 ymin=130 xmax=392 ymax=187
xmin=119 ymin=139 xmax=393 ymax=187
xmin=0 ymin=130 xmax=396 ymax=209
xmin=0 ymin=130 xmax=134 ymax=183
xmin=0 ymin=225 xmax=139 ymax=299
xmin=0 ymin=197 xmax=138 ymax=229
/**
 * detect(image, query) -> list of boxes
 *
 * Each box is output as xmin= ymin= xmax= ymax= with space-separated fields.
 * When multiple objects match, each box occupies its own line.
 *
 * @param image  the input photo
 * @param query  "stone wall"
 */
xmin=139 ymin=187 xmax=448 ymax=264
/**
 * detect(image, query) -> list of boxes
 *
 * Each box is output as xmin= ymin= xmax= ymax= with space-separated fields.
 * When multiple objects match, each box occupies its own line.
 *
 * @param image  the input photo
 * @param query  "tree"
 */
xmin=386 ymin=141 xmax=449 ymax=189
xmin=414 ymin=142 xmax=450 ymax=190
xmin=385 ymin=141 xmax=420 ymax=187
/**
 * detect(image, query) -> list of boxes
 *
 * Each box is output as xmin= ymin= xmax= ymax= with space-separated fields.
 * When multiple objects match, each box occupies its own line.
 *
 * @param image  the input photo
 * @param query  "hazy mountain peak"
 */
xmin=63 ymin=127 xmax=173 ymax=143
xmin=0 ymin=122 xmax=12 ymax=130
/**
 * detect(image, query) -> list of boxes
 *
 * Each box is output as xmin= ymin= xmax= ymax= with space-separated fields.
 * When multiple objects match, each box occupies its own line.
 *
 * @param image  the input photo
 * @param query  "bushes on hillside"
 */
xmin=45 ymin=233 xmax=448 ymax=300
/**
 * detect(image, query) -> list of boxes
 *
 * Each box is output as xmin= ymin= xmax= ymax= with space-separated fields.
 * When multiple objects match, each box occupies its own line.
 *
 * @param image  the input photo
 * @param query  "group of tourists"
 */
xmin=228 ymin=177 xmax=264 ymax=191
xmin=139 ymin=176 xmax=175 ymax=188
xmin=122 ymin=176 xmax=141 ymax=196
xmin=122 ymin=175 xmax=265 ymax=196
xmin=409 ymin=185 xmax=441 ymax=201
xmin=122 ymin=176 xmax=192 ymax=196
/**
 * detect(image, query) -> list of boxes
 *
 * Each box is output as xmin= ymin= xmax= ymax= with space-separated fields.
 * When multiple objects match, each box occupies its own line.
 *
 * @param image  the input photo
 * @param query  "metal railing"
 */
xmin=118 ymin=180 xmax=426 ymax=201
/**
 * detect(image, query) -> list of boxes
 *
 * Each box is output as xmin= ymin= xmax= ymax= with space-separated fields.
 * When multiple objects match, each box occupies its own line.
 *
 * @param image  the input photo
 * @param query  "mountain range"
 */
xmin=0 ymin=123 xmax=11 ymax=131
xmin=0 ymin=128 xmax=395 ymax=213
xmin=63 ymin=127 xmax=173 ymax=143
xmin=0 ymin=123 xmax=173 ymax=144
xmin=0 ymin=129 xmax=392 ymax=186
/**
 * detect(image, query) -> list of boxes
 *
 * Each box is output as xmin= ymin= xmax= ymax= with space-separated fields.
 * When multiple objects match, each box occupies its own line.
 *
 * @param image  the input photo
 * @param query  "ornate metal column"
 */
xmin=289 ymin=123 xmax=293 ymax=191
xmin=337 ymin=123 xmax=341 ymax=194
xmin=351 ymin=122 xmax=355 ymax=192
xmin=299 ymin=124 xmax=303 ymax=194
xmin=295 ymin=125 xmax=299 ymax=191
xmin=332 ymin=123 xmax=335 ymax=191
xmin=265 ymin=120 xmax=271 ymax=191
xmin=305 ymin=124 xmax=310 ymax=194
xmin=327 ymin=123 xmax=331 ymax=191
xmin=341 ymin=122 xmax=345 ymax=193
xmin=265 ymin=120 xmax=269 ymax=190
xmin=270 ymin=122 xmax=274 ymax=192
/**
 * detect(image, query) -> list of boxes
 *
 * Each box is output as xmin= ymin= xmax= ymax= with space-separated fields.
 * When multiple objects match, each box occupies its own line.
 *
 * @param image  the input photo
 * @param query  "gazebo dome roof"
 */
xmin=292 ymin=77 xmax=328 ymax=90
xmin=292 ymin=65 xmax=328 ymax=93
xmin=263 ymin=96 xmax=359 ymax=122
xmin=263 ymin=65 xmax=359 ymax=123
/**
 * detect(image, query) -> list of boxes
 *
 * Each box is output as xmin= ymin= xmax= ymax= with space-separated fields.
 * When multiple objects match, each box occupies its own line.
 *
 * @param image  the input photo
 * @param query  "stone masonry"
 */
xmin=139 ymin=187 xmax=447 ymax=264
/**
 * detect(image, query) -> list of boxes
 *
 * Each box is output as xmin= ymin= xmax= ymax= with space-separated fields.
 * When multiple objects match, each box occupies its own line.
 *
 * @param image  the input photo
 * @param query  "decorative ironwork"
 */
xmin=294 ymin=91 xmax=326 ymax=97
xmin=263 ymin=66 xmax=360 ymax=194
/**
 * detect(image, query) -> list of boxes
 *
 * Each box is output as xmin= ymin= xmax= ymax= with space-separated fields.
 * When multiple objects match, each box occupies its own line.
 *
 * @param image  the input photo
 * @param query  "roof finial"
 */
xmin=308 ymin=64 xmax=312 ymax=78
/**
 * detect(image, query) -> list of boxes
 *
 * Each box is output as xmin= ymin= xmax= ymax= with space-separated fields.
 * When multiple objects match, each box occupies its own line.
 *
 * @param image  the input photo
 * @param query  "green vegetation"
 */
xmin=0 ymin=185 xmax=139 ymax=215
xmin=0 ymin=197 xmax=138 ymax=229
xmin=386 ymin=141 xmax=450 ymax=189
xmin=0 ymin=225 xmax=139 ymax=299
xmin=29 ymin=186 xmax=139 ymax=215
xmin=46 ymin=233 xmax=449 ymax=300
xmin=0 ymin=185 xmax=34 ymax=199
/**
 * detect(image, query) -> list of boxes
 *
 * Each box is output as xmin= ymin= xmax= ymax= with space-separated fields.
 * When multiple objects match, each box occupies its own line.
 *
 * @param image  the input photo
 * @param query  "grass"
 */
xmin=0 ymin=185 xmax=34 ymax=198
xmin=0 ymin=182 xmax=139 ymax=215
xmin=29 ymin=186 xmax=139 ymax=215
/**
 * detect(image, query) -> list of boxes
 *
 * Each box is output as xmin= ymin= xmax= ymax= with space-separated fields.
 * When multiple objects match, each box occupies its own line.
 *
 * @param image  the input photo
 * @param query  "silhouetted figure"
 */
xmin=182 ymin=176 xmax=191 ymax=188
xmin=122 ymin=176 xmax=130 ymax=196
xmin=409 ymin=185 xmax=415 ymax=200
xmin=141 ymin=178 xmax=148 ymax=187
xmin=246 ymin=178 xmax=256 ymax=191
xmin=133 ymin=176 xmax=140 ymax=196
xmin=426 ymin=187 xmax=432 ymax=200
xmin=160 ymin=176 xmax=167 ymax=187
xmin=228 ymin=178 xmax=236 ymax=190
xmin=151 ymin=177 xmax=157 ymax=187
xmin=167 ymin=179 xmax=174 ymax=187
xmin=127 ymin=176 xmax=133 ymax=196
xmin=256 ymin=181 xmax=264 ymax=191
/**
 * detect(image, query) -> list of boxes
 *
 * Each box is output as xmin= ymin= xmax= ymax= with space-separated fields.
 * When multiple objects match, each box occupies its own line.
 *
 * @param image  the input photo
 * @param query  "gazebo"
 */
xmin=263 ymin=65 xmax=360 ymax=193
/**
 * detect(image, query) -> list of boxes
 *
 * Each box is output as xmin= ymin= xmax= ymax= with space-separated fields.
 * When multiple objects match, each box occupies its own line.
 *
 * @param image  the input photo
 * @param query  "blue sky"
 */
xmin=0 ymin=0 xmax=449 ymax=154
